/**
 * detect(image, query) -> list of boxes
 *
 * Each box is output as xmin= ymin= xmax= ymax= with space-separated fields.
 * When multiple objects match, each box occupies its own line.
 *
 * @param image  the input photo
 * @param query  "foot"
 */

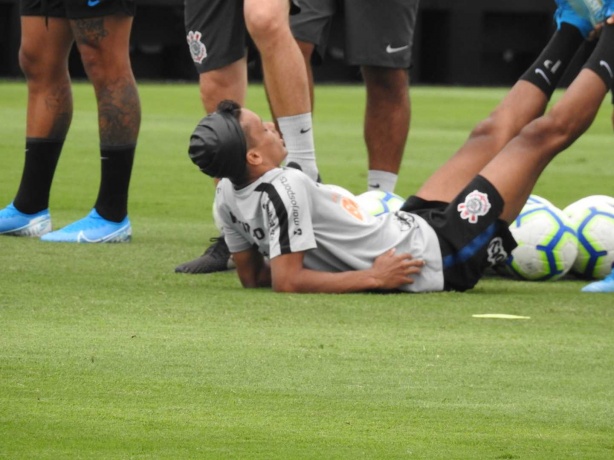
xmin=581 ymin=268 xmax=614 ymax=292
xmin=0 ymin=203 xmax=51 ymax=237
xmin=40 ymin=209 xmax=131 ymax=243
xmin=175 ymin=236 xmax=236 ymax=274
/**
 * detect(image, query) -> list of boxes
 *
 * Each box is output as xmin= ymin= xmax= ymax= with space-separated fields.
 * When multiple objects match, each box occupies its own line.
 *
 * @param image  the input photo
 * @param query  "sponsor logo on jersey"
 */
xmin=486 ymin=237 xmax=508 ymax=265
xmin=457 ymin=190 xmax=491 ymax=224
xmin=187 ymin=31 xmax=207 ymax=64
xmin=279 ymin=176 xmax=301 ymax=228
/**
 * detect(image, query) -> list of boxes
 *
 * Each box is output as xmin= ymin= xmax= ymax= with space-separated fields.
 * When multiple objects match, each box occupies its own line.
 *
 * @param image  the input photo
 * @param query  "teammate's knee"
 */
xmin=245 ymin=8 xmax=287 ymax=45
xmin=363 ymin=67 xmax=409 ymax=93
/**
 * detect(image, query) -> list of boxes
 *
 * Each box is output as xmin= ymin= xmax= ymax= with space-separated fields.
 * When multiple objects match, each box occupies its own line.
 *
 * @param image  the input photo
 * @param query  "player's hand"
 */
xmin=370 ymin=248 xmax=425 ymax=290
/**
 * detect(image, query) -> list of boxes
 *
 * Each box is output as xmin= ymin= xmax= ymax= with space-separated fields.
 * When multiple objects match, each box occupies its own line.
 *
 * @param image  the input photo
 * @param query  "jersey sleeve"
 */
xmin=215 ymin=185 xmax=253 ymax=254
xmin=256 ymin=172 xmax=318 ymax=259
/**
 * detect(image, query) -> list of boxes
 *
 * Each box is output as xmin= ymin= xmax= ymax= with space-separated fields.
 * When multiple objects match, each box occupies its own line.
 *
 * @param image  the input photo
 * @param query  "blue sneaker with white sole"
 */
xmin=0 ymin=202 xmax=51 ymax=237
xmin=40 ymin=209 xmax=131 ymax=243
xmin=581 ymin=267 xmax=614 ymax=292
xmin=556 ymin=0 xmax=595 ymax=38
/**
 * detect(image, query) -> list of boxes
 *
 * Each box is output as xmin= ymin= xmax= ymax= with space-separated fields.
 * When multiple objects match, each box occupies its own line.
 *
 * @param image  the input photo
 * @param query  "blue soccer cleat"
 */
xmin=556 ymin=0 xmax=595 ymax=38
xmin=40 ymin=209 xmax=131 ymax=243
xmin=0 ymin=202 xmax=51 ymax=237
xmin=581 ymin=267 xmax=614 ymax=292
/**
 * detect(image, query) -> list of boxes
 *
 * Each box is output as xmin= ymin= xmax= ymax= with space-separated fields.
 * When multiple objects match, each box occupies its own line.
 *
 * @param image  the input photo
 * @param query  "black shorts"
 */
xmin=185 ymin=0 xmax=300 ymax=74
xmin=21 ymin=0 xmax=136 ymax=19
xmin=290 ymin=0 xmax=419 ymax=68
xmin=402 ymin=175 xmax=518 ymax=292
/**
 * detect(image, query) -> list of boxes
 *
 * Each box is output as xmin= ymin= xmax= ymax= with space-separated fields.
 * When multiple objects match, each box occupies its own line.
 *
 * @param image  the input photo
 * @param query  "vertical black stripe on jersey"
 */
xmin=255 ymin=183 xmax=292 ymax=254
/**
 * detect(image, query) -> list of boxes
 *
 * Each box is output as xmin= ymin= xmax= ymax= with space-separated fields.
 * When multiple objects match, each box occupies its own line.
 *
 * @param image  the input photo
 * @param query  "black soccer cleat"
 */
xmin=175 ymin=236 xmax=236 ymax=274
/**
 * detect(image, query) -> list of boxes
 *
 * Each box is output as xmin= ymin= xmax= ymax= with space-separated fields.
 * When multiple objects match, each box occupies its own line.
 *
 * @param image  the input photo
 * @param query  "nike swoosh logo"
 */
xmin=600 ymin=60 xmax=614 ymax=79
xmin=77 ymin=231 xmax=97 ymax=243
xmin=300 ymin=127 xmax=311 ymax=134
xmin=368 ymin=183 xmax=381 ymax=189
xmin=386 ymin=44 xmax=409 ymax=54
xmin=534 ymin=69 xmax=551 ymax=86
xmin=88 ymin=0 xmax=101 ymax=7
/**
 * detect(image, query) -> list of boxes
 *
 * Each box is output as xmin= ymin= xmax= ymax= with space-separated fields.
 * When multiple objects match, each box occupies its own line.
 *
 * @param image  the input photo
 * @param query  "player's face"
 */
xmin=241 ymin=109 xmax=287 ymax=166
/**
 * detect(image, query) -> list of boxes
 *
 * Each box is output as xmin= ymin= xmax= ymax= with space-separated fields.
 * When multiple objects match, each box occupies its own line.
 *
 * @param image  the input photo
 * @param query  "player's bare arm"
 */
xmin=269 ymin=249 xmax=425 ymax=294
xmin=233 ymin=248 xmax=272 ymax=288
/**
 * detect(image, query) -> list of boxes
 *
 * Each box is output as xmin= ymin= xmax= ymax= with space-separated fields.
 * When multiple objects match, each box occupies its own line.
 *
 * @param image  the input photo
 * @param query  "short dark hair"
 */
xmin=188 ymin=100 xmax=248 ymax=183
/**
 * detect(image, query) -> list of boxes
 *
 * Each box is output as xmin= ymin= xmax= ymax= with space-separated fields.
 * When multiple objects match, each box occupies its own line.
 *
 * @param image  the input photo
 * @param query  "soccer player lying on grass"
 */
xmin=185 ymin=21 xmax=614 ymax=293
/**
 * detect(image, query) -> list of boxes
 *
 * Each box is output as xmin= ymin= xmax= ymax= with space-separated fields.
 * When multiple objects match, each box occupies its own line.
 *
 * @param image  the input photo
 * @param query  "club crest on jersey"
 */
xmin=457 ymin=189 xmax=491 ymax=224
xmin=187 ymin=31 xmax=207 ymax=64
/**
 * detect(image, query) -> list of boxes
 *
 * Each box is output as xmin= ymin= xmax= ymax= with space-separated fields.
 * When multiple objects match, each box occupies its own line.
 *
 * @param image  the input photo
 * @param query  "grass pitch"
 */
xmin=1 ymin=81 xmax=613 ymax=459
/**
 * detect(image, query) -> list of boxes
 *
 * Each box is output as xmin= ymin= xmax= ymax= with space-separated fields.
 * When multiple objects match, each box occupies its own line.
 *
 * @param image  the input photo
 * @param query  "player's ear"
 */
xmin=246 ymin=149 xmax=263 ymax=166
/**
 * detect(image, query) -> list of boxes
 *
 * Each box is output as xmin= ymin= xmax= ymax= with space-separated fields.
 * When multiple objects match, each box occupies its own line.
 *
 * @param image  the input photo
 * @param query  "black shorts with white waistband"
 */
xmin=402 ymin=175 xmax=517 ymax=292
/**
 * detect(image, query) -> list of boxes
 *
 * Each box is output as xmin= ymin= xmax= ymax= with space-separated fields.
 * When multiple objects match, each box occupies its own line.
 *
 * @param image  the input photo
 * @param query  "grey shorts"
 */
xmin=21 ymin=0 xmax=136 ymax=19
xmin=290 ymin=0 xmax=419 ymax=68
xmin=184 ymin=0 xmax=246 ymax=74
xmin=185 ymin=0 xmax=300 ymax=74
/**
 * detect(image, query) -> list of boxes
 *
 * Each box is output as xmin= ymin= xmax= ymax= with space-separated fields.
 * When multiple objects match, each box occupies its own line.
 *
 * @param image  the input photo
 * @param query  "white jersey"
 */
xmin=216 ymin=168 xmax=444 ymax=292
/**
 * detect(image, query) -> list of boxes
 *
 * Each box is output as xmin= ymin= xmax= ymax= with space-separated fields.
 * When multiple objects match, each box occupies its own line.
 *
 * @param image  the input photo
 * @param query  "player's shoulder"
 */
xmin=266 ymin=166 xmax=314 ymax=187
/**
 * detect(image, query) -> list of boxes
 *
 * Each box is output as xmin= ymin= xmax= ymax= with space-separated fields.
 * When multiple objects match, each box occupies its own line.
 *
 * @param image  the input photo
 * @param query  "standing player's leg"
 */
xmin=41 ymin=11 xmax=140 ymax=243
xmin=362 ymin=66 xmax=410 ymax=193
xmin=0 ymin=15 xmax=73 ymax=237
xmin=343 ymin=0 xmax=419 ymax=193
xmin=176 ymin=0 xmax=248 ymax=273
xmin=245 ymin=0 xmax=319 ymax=181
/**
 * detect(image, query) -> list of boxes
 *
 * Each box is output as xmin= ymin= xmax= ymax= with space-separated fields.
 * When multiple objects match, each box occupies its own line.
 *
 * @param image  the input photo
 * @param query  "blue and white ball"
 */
xmin=356 ymin=190 xmax=405 ymax=217
xmin=525 ymin=194 xmax=555 ymax=207
xmin=563 ymin=195 xmax=614 ymax=279
xmin=507 ymin=200 xmax=578 ymax=281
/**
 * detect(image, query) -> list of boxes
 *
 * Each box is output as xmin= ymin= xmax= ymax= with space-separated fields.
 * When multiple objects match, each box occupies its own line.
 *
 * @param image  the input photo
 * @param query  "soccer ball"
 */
xmin=525 ymin=194 xmax=555 ymax=207
xmin=356 ymin=190 xmax=405 ymax=217
xmin=506 ymin=201 xmax=578 ymax=281
xmin=563 ymin=195 xmax=614 ymax=279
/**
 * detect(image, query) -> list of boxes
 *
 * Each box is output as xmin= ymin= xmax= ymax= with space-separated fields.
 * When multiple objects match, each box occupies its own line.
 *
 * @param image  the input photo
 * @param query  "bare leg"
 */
xmin=244 ymin=0 xmax=310 ymax=118
xmin=481 ymin=70 xmax=607 ymax=223
xmin=72 ymin=15 xmax=140 ymax=146
xmin=362 ymin=66 xmax=410 ymax=175
xmin=416 ymin=81 xmax=549 ymax=203
xmin=71 ymin=15 xmax=140 ymax=223
xmin=199 ymin=57 xmax=248 ymax=113
xmin=296 ymin=40 xmax=315 ymax=112
xmin=19 ymin=17 xmax=74 ymax=139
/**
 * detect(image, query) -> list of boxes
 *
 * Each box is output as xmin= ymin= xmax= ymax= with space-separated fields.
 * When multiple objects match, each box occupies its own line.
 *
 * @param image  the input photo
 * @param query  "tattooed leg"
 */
xmin=72 ymin=15 xmax=141 ymax=145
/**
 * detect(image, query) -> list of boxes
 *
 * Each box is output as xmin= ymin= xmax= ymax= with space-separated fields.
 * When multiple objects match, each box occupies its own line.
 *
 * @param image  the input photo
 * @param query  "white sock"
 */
xmin=278 ymin=113 xmax=319 ymax=181
xmin=368 ymin=170 xmax=398 ymax=193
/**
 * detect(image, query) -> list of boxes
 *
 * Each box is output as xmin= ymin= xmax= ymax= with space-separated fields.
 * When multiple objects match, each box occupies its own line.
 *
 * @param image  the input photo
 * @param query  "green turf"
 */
xmin=1 ymin=81 xmax=613 ymax=459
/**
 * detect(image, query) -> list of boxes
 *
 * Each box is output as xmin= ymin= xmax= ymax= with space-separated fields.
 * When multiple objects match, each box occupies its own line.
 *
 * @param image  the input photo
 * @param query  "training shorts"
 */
xmin=185 ymin=0 xmax=301 ymax=74
xmin=290 ymin=0 xmax=419 ymax=68
xmin=402 ymin=175 xmax=518 ymax=292
xmin=21 ymin=0 xmax=136 ymax=19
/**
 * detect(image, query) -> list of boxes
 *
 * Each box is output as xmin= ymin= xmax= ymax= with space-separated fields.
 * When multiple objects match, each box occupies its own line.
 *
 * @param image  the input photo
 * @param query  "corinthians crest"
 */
xmin=457 ymin=189 xmax=491 ymax=224
xmin=187 ymin=31 xmax=207 ymax=64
